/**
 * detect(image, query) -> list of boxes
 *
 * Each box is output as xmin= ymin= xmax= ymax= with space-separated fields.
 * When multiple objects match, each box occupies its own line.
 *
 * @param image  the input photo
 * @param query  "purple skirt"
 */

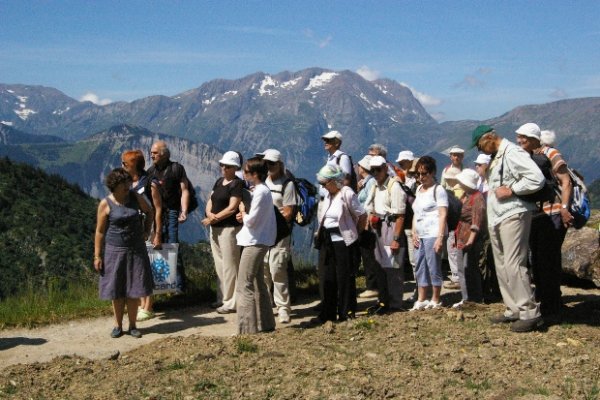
xmin=99 ymin=242 xmax=153 ymax=300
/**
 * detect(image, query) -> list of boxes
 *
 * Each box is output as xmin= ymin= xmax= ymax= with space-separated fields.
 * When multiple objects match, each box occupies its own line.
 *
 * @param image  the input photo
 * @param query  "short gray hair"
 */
xmin=368 ymin=143 xmax=387 ymax=158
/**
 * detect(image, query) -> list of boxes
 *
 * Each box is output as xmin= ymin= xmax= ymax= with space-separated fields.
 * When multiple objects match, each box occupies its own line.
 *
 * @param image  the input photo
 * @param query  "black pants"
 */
xmin=529 ymin=213 xmax=567 ymax=316
xmin=318 ymin=232 xmax=359 ymax=321
xmin=359 ymin=230 xmax=379 ymax=291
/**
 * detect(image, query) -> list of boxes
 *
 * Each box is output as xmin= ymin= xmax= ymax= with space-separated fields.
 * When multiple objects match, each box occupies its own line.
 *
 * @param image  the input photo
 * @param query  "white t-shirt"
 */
xmin=412 ymin=184 xmax=448 ymax=238
xmin=266 ymin=175 xmax=297 ymax=209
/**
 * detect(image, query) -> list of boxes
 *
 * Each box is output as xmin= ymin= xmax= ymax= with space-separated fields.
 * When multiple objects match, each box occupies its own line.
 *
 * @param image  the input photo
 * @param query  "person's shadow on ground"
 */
xmin=0 ymin=337 xmax=47 ymax=351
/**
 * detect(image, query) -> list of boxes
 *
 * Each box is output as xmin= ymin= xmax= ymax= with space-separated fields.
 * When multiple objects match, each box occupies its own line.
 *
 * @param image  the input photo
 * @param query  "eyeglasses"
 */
xmin=220 ymin=164 xmax=233 ymax=169
xmin=416 ymin=171 xmax=430 ymax=177
xmin=266 ymin=160 xmax=277 ymax=166
xmin=371 ymin=167 xmax=385 ymax=173
xmin=323 ymin=138 xmax=335 ymax=144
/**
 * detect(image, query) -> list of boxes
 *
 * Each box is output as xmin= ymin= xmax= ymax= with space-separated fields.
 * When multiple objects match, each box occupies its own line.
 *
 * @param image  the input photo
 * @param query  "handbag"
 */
xmin=313 ymin=226 xmax=326 ymax=250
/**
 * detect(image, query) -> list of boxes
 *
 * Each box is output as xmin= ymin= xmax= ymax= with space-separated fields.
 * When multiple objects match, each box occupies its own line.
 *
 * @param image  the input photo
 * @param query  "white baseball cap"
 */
xmin=396 ymin=150 xmax=415 ymax=162
xmin=456 ymin=168 xmax=479 ymax=191
xmin=357 ymin=155 xmax=372 ymax=171
xmin=258 ymin=149 xmax=282 ymax=163
xmin=449 ymin=146 xmax=465 ymax=154
xmin=515 ymin=123 xmax=541 ymax=140
xmin=321 ymin=130 xmax=343 ymax=140
xmin=369 ymin=155 xmax=387 ymax=169
xmin=219 ymin=151 xmax=241 ymax=168
xmin=474 ymin=154 xmax=491 ymax=165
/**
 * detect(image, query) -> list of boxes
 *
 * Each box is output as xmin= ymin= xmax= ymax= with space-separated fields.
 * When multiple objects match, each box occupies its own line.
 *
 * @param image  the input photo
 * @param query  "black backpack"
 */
xmin=500 ymin=151 xmax=556 ymax=204
xmin=433 ymin=184 xmax=463 ymax=232
xmin=335 ymin=152 xmax=358 ymax=193
xmin=398 ymin=181 xmax=416 ymax=228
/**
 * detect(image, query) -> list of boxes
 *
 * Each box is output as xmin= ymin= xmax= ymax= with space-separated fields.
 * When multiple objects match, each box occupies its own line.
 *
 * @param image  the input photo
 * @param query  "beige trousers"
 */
xmin=210 ymin=225 xmax=241 ymax=311
xmin=237 ymin=245 xmax=276 ymax=334
xmin=264 ymin=235 xmax=292 ymax=313
xmin=489 ymin=211 xmax=540 ymax=320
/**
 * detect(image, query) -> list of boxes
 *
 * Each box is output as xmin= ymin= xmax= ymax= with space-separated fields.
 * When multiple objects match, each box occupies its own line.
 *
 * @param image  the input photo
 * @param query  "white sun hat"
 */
xmin=321 ymin=130 xmax=343 ymax=140
xmin=456 ymin=168 xmax=480 ymax=190
xmin=357 ymin=155 xmax=372 ymax=171
xmin=219 ymin=151 xmax=241 ymax=168
xmin=474 ymin=154 xmax=491 ymax=165
xmin=515 ymin=123 xmax=541 ymax=140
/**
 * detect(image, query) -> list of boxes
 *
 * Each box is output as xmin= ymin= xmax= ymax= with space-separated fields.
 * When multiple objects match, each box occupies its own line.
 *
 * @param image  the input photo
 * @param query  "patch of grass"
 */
xmin=0 ymin=281 xmax=110 ymax=328
xmin=354 ymin=318 xmax=377 ymax=330
xmin=584 ymin=383 xmax=600 ymax=400
xmin=465 ymin=378 xmax=491 ymax=392
xmin=194 ymin=379 xmax=218 ymax=392
xmin=164 ymin=360 xmax=186 ymax=371
xmin=235 ymin=337 xmax=258 ymax=353
xmin=561 ymin=376 xmax=575 ymax=398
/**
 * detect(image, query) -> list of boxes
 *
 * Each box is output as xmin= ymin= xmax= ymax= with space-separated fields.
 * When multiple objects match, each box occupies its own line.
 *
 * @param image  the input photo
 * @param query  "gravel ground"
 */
xmin=0 ymin=285 xmax=599 ymax=400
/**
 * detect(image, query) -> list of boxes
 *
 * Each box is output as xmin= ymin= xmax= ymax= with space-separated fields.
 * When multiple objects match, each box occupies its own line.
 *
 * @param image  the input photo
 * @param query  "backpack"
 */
xmin=433 ymin=184 xmax=463 ymax=231
xmin=149 ymin=161 xmax=199 ymax=213
xmin=278 ymin=171 xmax=319 ymax=226
xmin=370 ymin=177 xmax=415 ymax=228
xmin=500 ymin=151 xmax=557 ymax=204
xmin=566 ymin=168 xmax=591 ymax=229
xmin=335 ymin=152 xmax=358 ymax=193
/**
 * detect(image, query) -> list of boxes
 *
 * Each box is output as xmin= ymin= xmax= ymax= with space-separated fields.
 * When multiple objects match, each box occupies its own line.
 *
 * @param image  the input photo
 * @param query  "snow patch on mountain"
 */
xmin=280 ymin=77 xmax=301 ymax=89
xmin=14 ymin=108 xmax=37 ymax=120
xmin=1 ymin=121 xmax=13 ymax=126
xmin=259 ymin=76 xmax=278 ymax=96
xmin=305 ymin=72 xmax=338 ymax=91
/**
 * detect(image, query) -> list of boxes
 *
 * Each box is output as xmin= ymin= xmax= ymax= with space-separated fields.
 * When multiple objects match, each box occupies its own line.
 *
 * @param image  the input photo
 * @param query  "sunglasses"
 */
xmin=220 ymin=164 xmax=234 ymax=169
xmin=371 ymin=166 xmax=385 ymax=173
xmin=416 ymin=171 xmax=430 ymax=177
xmin=266 ymin=160 xmax=277 ymax=166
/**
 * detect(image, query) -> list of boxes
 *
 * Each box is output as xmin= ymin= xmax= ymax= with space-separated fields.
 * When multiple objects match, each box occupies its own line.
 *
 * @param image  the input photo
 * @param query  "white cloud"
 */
xmin=430 ymin=111 xmax=446 ymax=121
xmin=303 ymin=29 xmax=333 ymax=48
xmin=356 ymin=66 xmax=380 ymax=81
xmin=400 ymin=82 xmax=443 ymax=107
xmin=453 ymin=67 xmax=493 ymax=89
xmin=548 ymin=88 xmax=568 ymax=99
xmin=80 ymin=92 xmax=112 ymax=105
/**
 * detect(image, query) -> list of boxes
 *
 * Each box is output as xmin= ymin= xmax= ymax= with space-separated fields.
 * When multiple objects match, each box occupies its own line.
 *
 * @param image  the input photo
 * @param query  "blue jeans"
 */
xmin=414 ymin=238 xmax=443 ymax=287
xmin=162 ymin=209 xmax=185 ymax=291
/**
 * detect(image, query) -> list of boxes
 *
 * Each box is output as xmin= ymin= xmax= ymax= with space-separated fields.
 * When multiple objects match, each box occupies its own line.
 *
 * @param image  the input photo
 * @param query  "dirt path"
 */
xmin=0 ymin=298 xmax=325 ymax=370
xmin=1 ymin=283 xmax=598 ymax=372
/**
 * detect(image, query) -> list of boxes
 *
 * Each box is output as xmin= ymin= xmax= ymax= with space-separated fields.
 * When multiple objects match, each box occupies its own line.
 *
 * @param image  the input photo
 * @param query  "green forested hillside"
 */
xmin=0 ymin=157 xmax=98 ymax=298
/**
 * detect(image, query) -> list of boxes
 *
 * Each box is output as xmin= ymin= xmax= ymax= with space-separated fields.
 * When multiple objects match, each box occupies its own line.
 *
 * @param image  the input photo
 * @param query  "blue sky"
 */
xmin=1 ymin=0 xmax=599 ymax=121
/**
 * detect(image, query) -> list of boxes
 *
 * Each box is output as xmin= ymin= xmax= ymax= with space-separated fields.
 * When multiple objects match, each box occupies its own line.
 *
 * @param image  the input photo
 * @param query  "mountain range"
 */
xmin=1 ymin=68 xmax=599 ymax=243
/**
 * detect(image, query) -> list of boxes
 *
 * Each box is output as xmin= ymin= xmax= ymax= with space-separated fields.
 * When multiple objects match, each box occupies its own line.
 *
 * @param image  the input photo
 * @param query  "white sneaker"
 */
xmin=278 ymin=309 xmax=291 ymax=323
xmin=358 ymin=290 xmax=379 ymax=299
xmin=410 ymin=300 xmax=430 ymax=311
xmin=426 ymin=301 xmax=443 ymax=309
xmin=452 ymin=300 xmax=465 ymax=309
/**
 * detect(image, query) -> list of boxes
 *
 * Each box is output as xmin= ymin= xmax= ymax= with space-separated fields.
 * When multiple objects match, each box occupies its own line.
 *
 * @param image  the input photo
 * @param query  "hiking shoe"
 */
xmin=216 ymin=306 xmax=235 ymax=314
xmin=409 ymin=300 xmax=430 ymax=311
xmin=510 ymin=317 xmax=544 ymax=333
xmin=110 ymin=327 xmax=123 ymax=338
xmin=128 ymin=328 xmax=142 ymax=338
xmin=278 ymin=309 xmax=291 ymax=324
xmin=210 ymin=301 xmax=223 ymax=309
xmin=489 ymin=314 xmax=519 ymax=324
xmin=443 ymin=281 xmax=460 ymax=290
xmin=136 ymin=309 xmax=155 ymax=321
xmin=358 ymin=290 xmax=379 ymax=299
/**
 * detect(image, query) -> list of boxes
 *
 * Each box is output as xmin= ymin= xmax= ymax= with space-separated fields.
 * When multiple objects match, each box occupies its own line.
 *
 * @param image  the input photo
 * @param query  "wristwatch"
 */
xmin=561 ymin=204 xmax=568 ymax=209
xmin=393 ymin=235 xmax=401 ymax=242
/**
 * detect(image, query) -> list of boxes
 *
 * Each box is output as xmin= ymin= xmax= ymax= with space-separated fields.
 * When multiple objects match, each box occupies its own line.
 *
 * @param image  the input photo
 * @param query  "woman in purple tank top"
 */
xmin=93 ymin=168 xmax=155 ymax=339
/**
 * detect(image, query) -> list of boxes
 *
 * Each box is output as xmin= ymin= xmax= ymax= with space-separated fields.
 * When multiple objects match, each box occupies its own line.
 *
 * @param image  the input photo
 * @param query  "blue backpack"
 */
xmin=280 ymin=172 xmax=319 ymax=227
xmin=566 ymin=168 xmax=590 ymax=229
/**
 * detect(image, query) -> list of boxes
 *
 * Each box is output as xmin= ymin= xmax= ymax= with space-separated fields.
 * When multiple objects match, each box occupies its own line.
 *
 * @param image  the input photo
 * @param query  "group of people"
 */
xmin=93 ymin=120 xmax=576 ymax=337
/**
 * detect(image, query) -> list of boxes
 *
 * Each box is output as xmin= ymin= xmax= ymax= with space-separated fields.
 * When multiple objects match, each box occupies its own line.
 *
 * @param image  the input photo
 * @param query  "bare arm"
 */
xmin=555 ymin=165 xmax=574 ymax=227
xmin=94 ymin=200 xmax=109 ymax=272
xmin=179 ymin=179 xmax=190 ymax=223
xmin=150 ymin=183 xmax=163 ymax=248
xmin=434 ymin=206 xmax=448 ymax=254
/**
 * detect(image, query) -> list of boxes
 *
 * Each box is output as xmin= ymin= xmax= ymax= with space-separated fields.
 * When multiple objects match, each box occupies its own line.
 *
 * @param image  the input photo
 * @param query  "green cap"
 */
xmin=471 ymin=125 xmax=494 ymax=148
